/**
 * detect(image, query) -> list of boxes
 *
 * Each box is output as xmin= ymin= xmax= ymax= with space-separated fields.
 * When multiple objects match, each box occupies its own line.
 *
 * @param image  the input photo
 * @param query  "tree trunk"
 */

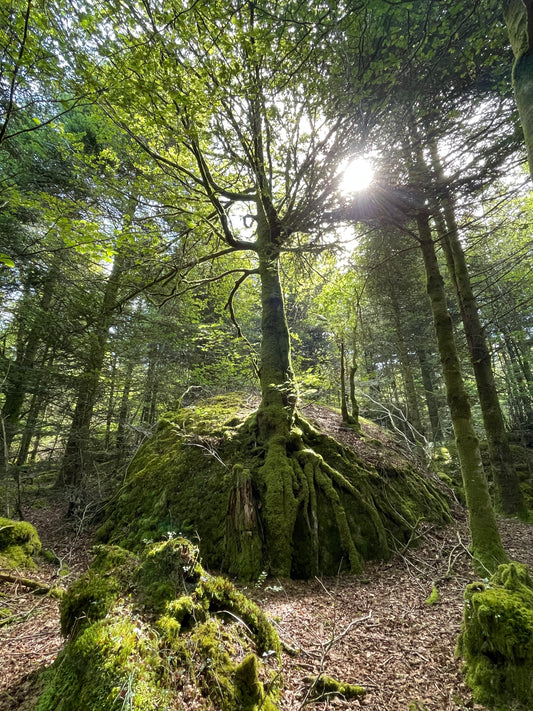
xmin=417 ymin=212 xmax=508 ymax=574
xmin=340 ymin=341 xmax=357 ymax=426
xmin=429 ymin=144 xmax=526 ymax=516
xmin=503 ymin=0 xmax=533 ymax=181
xmin=416 ymin=346 xmax=443 ymax=442
xmin=59 ymin=245 xmax=130 ymax=491
xmin=391 ymin=305 xmax=424 ymax=437
xmin=256 ymin=244 xmax=296 ymax=437
xmin=116 ymin=359 xmax=134 ymax=462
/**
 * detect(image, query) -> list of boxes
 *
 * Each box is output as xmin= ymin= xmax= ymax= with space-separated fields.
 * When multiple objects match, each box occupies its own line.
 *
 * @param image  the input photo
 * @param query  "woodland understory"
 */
xmin=0 ymin=405 xmax=532 ymax=711
xmin=1 ymin=473 xmax=533 ymax=711
xmin=3 ymin=0 xmax=533 ymax=709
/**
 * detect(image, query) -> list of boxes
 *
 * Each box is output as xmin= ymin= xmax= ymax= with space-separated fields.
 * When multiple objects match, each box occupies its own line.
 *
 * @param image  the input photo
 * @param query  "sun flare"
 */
xmin=339 ymin=157 xmax=374 ymax=194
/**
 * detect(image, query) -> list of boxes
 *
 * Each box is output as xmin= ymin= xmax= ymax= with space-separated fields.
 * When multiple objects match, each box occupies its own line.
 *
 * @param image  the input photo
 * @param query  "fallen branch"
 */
xmin=0 ymin=571 xmax=63 ymax=599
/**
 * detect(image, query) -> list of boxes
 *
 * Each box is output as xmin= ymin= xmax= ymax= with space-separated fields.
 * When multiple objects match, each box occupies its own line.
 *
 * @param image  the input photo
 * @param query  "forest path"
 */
xmin=1 ymin=487 xmax=532 ymax=710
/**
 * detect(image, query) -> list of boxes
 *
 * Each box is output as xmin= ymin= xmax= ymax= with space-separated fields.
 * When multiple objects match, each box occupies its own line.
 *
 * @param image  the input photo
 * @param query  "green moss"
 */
xmin=198 ymin=575 xmax=281 ymax=656
xmin=235 ymin=653 xmax=278 ymax=711
xmin=307 ymin=674 xmax=365 ymax=701
xmin=137 ymin=537 xmax=203 ymax=611
xmin=100 ymin=395 xmax=450 ymax=582
xmin=60 ymin=545 xmax=139 ymax=636
xmin=457 ymin=562 xmax=533 ymax=710
xmin=425 ymin=585 xmax=439 ymax=605
xmin=0 ymin=517 xmax=41 ymax=569
xmin=39 ymin=537 xmax=282 ymax=711
xmin=37 ymin=615 xmax=166 ymax=711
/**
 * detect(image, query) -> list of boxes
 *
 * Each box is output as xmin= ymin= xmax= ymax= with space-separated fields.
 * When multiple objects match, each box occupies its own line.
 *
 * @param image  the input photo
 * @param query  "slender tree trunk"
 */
xmin=391 ymin=306 xmax=424 ymax=436
xmin=116 ymin=360 xmax=134 ymax=462
xmin=59 ymin=199 xmax=135 ymax=492
xmin=340 ymin=341 xmax=357 ymax=426
xmin=416 ymin=346 xmax=443 ymax=442
xmin=430 ymin=144 xmax=526 ymax=515
xmin=417 ymin=212 xmax=508 ymax=574
xmin=15 ymin=346 xmax=51 ymax=467
xmin=503 ymin=0 xmax=533 ymax=181
xmin=104 ymin=354 xmax=118 ymax=450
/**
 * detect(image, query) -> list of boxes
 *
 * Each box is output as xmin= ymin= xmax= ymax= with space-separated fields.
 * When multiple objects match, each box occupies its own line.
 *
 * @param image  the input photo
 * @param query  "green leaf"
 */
xmin=0 ymin=253 xmax=15 ymax=267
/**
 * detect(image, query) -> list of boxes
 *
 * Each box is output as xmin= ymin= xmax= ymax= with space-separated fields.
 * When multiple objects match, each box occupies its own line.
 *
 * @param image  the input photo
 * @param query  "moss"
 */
xmin=425 ymin=585 xmax=439 ymax=605
xmin=136 ymin=537 xmax=203 ymax=611
xmin=0 ymin=517 xmax=41 ymax=569
xmin=457 ymin=562 xmax=533 ymax=710
xmin=235 ymin=653 xmax=278 ymax=711
xmin=307 ymin=674 xmax=365 ymax=701
xmin=198 ymin=574 xmax=281 ymax=656
xmin=101 ymin=395 xmax=450 ymax=581
xmin=37 ymin=615 xmax=166 ymax=711
xmin=60 ymin=545 xmax=139 ymax=636
xmin=39 ymin=537 xmax=282 ymax=711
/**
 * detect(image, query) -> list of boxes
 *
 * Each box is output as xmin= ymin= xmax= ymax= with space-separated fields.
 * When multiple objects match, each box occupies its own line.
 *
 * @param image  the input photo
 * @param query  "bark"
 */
xmin=256 ymin=239 xmax=297 ymax=441
xmin=430 ymin=143 xmax=526 ymax=516
xmin=416 ymin=346 xmax=443 ymax=442
xmin=391 ymin=304 xmax=424 ymax=437
xmin=116 ymin=360 xmax=134 ymax=461
xmin=503 ymin=0 xmax=533 ymax=181
xmin=59 ymin=250 xmax=127 ymax=490
xmin=417 ymin=213 xmax=507 ymax=574
xmin=340 ymin=341 xmax=356 ymax=425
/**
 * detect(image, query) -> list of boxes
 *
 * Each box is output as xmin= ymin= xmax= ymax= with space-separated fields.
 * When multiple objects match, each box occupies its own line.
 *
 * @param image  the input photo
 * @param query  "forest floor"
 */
xmin=1 ymin=408 xmax=533 ymax=710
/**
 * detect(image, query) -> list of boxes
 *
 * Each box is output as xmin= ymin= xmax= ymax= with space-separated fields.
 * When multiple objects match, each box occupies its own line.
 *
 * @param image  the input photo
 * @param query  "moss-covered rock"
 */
xmin=38 ymin=537 xmax=283 ymax=711
xmin=306 ymin=674 xmax=366 ymax=702
xmin=0 ymin=516 xmax=41 ymax=569
xmin=457 ymin=561 xmax=533 ymax=710
xmin=98 ymin=394 xmax=451 ymax=581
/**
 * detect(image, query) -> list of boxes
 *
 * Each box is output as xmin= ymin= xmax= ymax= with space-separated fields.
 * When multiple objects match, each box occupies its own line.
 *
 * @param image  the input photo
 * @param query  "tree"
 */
xmin=503 ymin=0 xmax=533 ymax=180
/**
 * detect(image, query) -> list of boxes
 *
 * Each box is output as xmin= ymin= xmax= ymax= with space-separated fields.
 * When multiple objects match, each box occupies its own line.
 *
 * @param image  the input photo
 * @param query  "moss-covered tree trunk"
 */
xmin=429 ymin=145 xmax=526 ymax=516
xmin=417 ymin=213 xmax=508 ymax=574
xmin=503 ymin=0 xmax=533 ymax=181
xmin=256 ymin=238 xmax=296 ymax=434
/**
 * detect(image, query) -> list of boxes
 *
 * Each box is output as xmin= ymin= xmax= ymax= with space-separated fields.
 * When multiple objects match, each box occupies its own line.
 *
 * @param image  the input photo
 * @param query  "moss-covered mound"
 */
xmin=0 ymin=516 xmax=41 ymax=569
xmin=98 ymin=394 xmax=450 ymax=580
xmin=37 ymin=537 xmax=281 ymax=711
xmin=457 ymin=562 xmax=533 ymax=710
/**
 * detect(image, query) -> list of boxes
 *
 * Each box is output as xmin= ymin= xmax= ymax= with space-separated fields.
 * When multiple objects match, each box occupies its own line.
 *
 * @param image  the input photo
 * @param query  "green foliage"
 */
xmin=0 ymin=516 xmax=41 ymax=568
xmin=457 ymin=562 xmax=533 ymax=710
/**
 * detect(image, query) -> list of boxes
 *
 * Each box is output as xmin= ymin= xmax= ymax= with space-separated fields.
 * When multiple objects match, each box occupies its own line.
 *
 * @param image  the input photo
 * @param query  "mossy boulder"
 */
xmin=98 ymin=394 xmax=450 ymax=580
xmin=0 ymin=516 xmax=41 ymax=569
xmin=38 ymin=537 xmax=282 ymax=711
xmin=457 ymin=562 xmax=533 ymax=710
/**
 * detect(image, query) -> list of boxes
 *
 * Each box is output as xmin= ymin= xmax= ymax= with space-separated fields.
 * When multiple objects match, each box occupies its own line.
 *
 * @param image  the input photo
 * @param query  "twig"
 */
xmin=0 ymin=571 xmax=63 ymax=598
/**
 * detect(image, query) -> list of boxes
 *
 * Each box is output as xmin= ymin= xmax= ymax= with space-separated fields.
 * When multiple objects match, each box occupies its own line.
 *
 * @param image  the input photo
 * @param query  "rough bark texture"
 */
xmin=430 ymin=145 xmax=526 ymax=516
xmin=417 ymin=214 xmax=508 ymax=574
xmin=504 ymin=0 xmax=533 ymax=180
